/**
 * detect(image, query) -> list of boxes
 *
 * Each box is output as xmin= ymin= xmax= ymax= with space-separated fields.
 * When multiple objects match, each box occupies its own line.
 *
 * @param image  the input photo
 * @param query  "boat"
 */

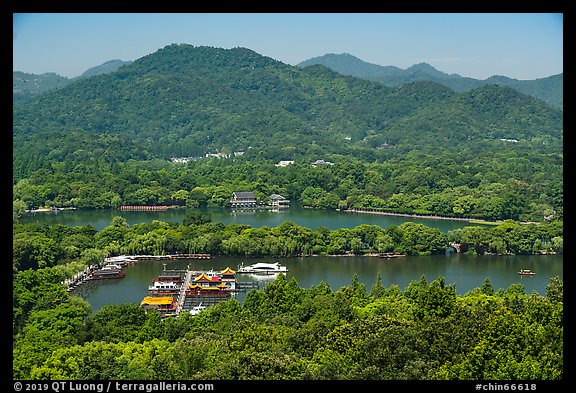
xmin=236 ymin=262 xmax=288 ymax=274
xmin=189 ymin=303 xmax=207 ymax=316
xmin=245 ymin=273 xmax=279 ymax=281
xmin=518 ymin=269 xmax=536 ymax=276
xmin=102 ymin=263 xmax=123 ymax=270
xmin=148 ymin=281 xmax=181 ymax=292
xmin=156 ymin=274 xmax=184 ymax=284
xmin=91 ymin=264 xmax=125 ymax=280
xmin=379 ymin=253 xmax=407 ymax=258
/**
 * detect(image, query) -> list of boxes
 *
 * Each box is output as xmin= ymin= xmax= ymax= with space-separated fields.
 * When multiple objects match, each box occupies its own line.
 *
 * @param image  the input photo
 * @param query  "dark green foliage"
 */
xmin=13 ymin=148 xmax=563 ymax=221
xmin=298 ymin=53 xmax=563 ymax=109
xmin=83 ymin=303 xmax=148 ymax=343
xmin=13 ymin=60 xmax=132 ymax=104
xmin=13 ymin=71 xmax=70 ymax=104
xmin=12 ymin=45 xmax=562 ymax=225
xmin=12 ymin=260 xmax=563 ymax=380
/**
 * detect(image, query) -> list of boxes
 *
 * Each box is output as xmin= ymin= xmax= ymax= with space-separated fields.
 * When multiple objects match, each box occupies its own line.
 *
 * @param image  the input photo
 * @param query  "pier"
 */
xmin=63 ymin=264 xmax=100 ymax=292
xmin=119 ymin=205 xmax=172 ymax=211
xmin=64 ymin=254 xmax=211 ymax=292
xmin=141 ymin=266 xmax=263 ymax=318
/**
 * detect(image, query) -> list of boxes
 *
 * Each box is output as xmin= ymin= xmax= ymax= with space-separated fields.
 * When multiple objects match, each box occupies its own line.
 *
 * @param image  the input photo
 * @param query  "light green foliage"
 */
xmin=12 ymin=264 xmax=563 ymax=380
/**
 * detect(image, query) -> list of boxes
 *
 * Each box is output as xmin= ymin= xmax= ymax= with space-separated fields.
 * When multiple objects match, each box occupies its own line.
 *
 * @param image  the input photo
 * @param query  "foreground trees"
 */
xmin=12 ymin=219 xmax=563 ymax=379
xmin=13 ymin=267 xmax=563 ymax=380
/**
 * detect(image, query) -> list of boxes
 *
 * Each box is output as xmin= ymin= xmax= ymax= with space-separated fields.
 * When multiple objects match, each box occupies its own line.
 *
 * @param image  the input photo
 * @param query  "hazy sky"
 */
xmin=13 ymin=13 xmax=563 ymax=80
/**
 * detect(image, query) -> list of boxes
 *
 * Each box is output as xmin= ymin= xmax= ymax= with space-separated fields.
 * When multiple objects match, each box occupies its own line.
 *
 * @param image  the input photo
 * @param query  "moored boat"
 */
xmin=518 ymin=269 xmax=536 ymax=276
xmin=190 ymin=303 xmax=207 ymax=316
xmin=91 ymin=264 xmax=125 ymax=280
xmin=148 ymin=281 xmax=181 ymax=292
xmin=237 ymin=262 xmax=288 ymax=274
xmin=379 ymin=253 xmax=407 ymax=258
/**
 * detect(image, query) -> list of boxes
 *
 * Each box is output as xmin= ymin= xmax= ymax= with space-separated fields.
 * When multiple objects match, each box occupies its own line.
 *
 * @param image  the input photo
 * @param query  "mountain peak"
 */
xmin=297 ymin=53 xmax=562 ymax=109
xmin=405 ymin=62 xmax=445 ymax=76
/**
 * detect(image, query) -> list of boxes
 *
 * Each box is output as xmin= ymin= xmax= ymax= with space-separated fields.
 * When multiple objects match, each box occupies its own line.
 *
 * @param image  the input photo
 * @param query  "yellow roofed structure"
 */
xmin=221 ymin=267 xmax=235 ymax=275
xmin=194 ymin=272 xmax=212 ymax=282
xmin=141 ymin=296 xmax=173 ymax=306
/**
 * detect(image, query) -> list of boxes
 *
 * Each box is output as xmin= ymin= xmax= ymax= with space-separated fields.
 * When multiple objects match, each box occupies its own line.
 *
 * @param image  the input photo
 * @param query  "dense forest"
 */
xmin=13 ymin=45 xmax=563 ymax=168
xmin=12 ymin=45 xmax=563 ymax=223
xmin=13 ymin=60 xmax=132 ymax=104
xmin=13 ymin=153 xmax=563 ymax=223
xmin=13 ymin=215 xmax=562 ymax=274
xmin=13 ymin=262 xmax=563 ymax=380
xmin=12 ymin=44 xmax=564 ymax=381
xmin=298 ymin=53 xmax=563 ymax=110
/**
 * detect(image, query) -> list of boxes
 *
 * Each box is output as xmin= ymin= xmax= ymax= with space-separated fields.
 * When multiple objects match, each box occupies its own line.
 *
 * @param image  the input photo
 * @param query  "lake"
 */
xmin=21 ymin=207 xmax=562 ymax=312
xmin=71 ymin=254 xmax=562 ymax=313
xmin=20 ymin=205 xmax=489 ymax=233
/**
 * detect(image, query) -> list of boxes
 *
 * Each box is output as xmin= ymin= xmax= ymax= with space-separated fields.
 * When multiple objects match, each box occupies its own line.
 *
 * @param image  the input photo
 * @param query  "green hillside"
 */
xmin=13 ymin=71 xmax=70 ymax=104
xmin=13 ymin=59 xmax=132 ymax=104
xmin=12 ymin=44 xmax=563 ymax=222
xmin=14 ymin=44 xmax=562 ymax=170
xmin=298 ymin=53 xmax=563 ymax=110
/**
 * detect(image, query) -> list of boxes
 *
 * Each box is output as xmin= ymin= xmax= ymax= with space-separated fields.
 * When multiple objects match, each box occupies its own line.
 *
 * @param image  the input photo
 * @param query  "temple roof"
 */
xmin=194 ymin=272 xmax=212 ymax=282
xmin=221 ymin=267 xmax=236 ymax=275
xmin=141 ymin=296 xmax=173 ymax=305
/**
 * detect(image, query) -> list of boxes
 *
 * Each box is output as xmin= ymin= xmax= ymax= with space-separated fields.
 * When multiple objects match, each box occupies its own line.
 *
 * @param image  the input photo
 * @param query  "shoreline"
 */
xmin=25 ymin=207 xmax=77 ymax=213
xmin=345 ymin=209 xmax=499 ymax=224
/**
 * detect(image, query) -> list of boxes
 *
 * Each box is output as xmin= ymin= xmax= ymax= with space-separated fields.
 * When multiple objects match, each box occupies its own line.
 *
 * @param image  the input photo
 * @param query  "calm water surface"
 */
xmin=21 ymin=207 xmax=561 ymax=313
xmin=74 ymin=254 xmax=562 ymax=313
xmin=21 ymin=206 xmax=488 ymax=233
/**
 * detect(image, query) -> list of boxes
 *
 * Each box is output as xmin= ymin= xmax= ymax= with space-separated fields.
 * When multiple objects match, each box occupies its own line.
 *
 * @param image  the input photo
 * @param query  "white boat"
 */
xmin=246 ymin=273 xmax=279 ymax=281
xmin=101 ymin=263 xmax=122 ymax=271
xmin=518 ymin=269 xmax=536 ymax=276
xmin=190 ymin=303 xmax=207 ymax=316
xmin=148 ymin=281 xmax=180 ymax=291
xmin=237 ymin=262 xmax=288 ymax=274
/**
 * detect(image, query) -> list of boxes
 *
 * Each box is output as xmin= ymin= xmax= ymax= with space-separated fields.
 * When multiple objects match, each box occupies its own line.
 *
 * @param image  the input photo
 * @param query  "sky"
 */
xmin=13 ymin=13 xmax=563 ymax=81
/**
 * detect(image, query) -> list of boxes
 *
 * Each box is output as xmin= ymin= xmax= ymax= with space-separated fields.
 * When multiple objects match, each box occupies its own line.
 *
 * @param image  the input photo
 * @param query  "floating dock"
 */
xmin=141 ymin=267 xmax=261 ymax=318
xmin=119 ymin=205 xmax=172 ymax=211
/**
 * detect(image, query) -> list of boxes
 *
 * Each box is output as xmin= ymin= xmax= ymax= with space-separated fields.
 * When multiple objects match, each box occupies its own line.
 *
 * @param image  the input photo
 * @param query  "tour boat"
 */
xmin=236 ymin=262 xmax=288 ymax=274
xmin=91 ymin=264 xmax=125 ymax=279
xmin=379 ymin=253 xmax=407 ymax=258
xmin=189 ymin=303 xmax=207 ymax=316
xmin=148 ymin=281 xmax=181 ymax=291
xmin=518 ymin=269 xmax=536 ymax=276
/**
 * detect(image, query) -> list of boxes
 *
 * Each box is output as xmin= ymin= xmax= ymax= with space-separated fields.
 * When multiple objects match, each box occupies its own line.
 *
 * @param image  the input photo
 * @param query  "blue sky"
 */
xmin=13 ymin=13 xmax=563 ymax=80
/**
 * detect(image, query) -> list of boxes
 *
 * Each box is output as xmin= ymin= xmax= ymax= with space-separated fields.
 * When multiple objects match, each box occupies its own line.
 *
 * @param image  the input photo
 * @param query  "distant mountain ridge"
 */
xmin=297 ymin=53 xmax=563 ymax=110
xmin=13 ymin=59 xmax=133 ymax=104
xmin=13 ymin=44 xmax=562 ymax=181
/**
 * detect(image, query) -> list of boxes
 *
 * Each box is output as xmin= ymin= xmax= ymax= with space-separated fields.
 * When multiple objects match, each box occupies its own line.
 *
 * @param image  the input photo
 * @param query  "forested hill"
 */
xmin=297 ymin=53 xmax=563 ymax=110
xmin=13 ymin=59 xmax=132 ymax=104
xmin=13 ymin=44 xmax=562 ymax=178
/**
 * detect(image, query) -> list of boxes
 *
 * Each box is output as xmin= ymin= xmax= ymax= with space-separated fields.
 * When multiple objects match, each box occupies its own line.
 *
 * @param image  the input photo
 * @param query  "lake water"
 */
xmin=21 ymin=207 xmax=562 ymax=313
xmin=21 ymin=206 xmax=487 ymax=233
xmin=72 ymin=254 xmax=562 ymax=313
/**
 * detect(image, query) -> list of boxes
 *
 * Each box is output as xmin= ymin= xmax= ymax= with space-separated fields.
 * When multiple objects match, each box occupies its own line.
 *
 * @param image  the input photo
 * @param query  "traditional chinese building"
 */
xmin=230 ymin=191 xmax=257 ymax=208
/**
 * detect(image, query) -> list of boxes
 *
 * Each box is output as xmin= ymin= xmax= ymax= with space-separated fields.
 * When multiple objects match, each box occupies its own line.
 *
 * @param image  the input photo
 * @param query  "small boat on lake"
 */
xmin=91 ymin=264 xmax=125 ymax=280
xmin=379 ymin=253 xmax=407 ymax=258
xmin=237 ymin=262 xmax=288 ymax=274
xmin=518 ymin=269 xmax=536 ymax=276
xmin=148 ymin=281 xmax=181 ymax=292
xmin=190 ymin=303 xmax=207 ymax=316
